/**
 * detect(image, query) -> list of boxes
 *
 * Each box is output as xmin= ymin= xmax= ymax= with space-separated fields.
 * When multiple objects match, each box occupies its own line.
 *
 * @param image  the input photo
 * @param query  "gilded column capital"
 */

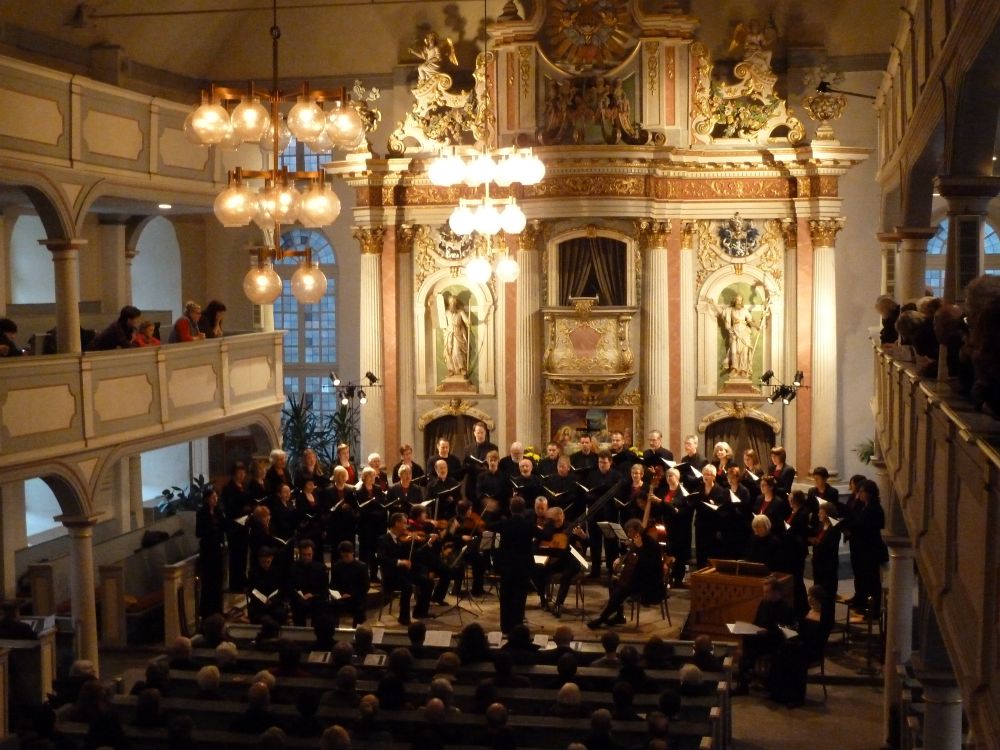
xmin=396 ymin=224 xmax=417 ymax=254
xmin=681 ymin=220 xmax=697 ymax=249
xmin=780 ymin=218 xmax=797 ymax=250
xmin=353 ymin=226 xmax=386 ymax=254
xmin=634 ymin=219 xmax=671 ymax=251
xmin=808 ymin=217 xmax=845 ymax=247
xmin=517 ymin=220 xmax=545 ymax=252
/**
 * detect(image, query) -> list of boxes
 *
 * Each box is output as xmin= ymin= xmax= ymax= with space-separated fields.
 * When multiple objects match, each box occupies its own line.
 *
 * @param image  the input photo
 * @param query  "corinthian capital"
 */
xmin=396 ymin=224 xmax=417 ymax=254
xmin=634 ymin=219 xmax=671 ymax=251
xmin=517 ymin=220 xmax=545 ymax=252
xmin=353 ymin=226 xmax=386 ymax=254
xmin=808 ymin=217 xmax=845 ymax=247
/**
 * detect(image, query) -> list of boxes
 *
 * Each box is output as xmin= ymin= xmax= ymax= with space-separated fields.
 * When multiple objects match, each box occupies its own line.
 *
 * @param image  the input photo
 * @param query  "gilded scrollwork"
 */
xmin=522 ymin=175 xmax=646 ymax=199
xmin=614 ymin=390 xmax=643 ymax=406
xmin=689 ymin=27 xmax=805 ymax=146
xmin=543 ymin=388 xmax=569 ymax=406
xmin=414 ymin=226 xmax=439 ymax=288
xmin=697 ymin=401 xmax=781 ymax=435
xmin=518 ymin=46 xmax=532 ymax=100
xmin=634 ymin=219 xmax=671 ymax=251
xmin=756 ymin=219 xmax=784 ymax=286
xmin=809 ymin=217 xmax=845 ymax=247
xmin=646 ymin=41 xmax=660 ymax=95
xmin=695 ymin=220 xmax=721 ymax=287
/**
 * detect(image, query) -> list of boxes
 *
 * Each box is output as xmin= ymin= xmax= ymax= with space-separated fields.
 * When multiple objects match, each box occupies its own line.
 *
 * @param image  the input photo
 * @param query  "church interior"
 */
xmin=0 ymin=0 xmax=996 ymax=747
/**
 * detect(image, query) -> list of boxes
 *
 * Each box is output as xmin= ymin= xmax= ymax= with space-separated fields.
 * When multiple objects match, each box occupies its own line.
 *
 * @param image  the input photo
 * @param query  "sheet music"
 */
xmin=307 ymin=651 xmax=332 ymax=664
xmin=424 ymin=630 xmax=453 ymax=648
xmin=329 ymin=589 xmax=342 ymax=600
xmin=533 ymin=634 xmax=550 ymax=648
xmin=363 ymin=653 xmax=387 ymax=666
xmin=234 ymin=515 xmax=249 ymax=526
xmin=779 ymin=626 xmax=799 ymax=640
xmin=372 ymin=627 xmax=385 ymax=644
xmin=746 ymin=469 xmax=759 ymax=482
xmin=533 ymin=555 xmax=549 ymax=566
xmin=569 ymin=544 xmax=590 ymax=571
xmin=726 ymin=621 xmax=760 ymax=635
xmin=701 ymin=500 xmax=720 ymax=511
xmin=487 ymin=631 xmax=504 ymax=648
xmin=729 ymin=491 xmax=742 ymax=504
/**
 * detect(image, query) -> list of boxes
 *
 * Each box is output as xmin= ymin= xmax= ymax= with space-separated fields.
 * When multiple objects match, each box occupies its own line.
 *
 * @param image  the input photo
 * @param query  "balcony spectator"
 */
xmin=133 ymin=320 xmax=160 ymax=347
xmin=169 ymin=300 xmax=206 ymax=343
xmin=965 ymin=275 xmax=1000 ymax=417
xmin=199 ymin=299 xmax=227 ymax=338
xmin=874 ymin=294 xmax=900 ymax=344
xmin=89 ymin=305 xmax=141 ymax=350
xmin=0 ymin=318 xmax=23 ymax=357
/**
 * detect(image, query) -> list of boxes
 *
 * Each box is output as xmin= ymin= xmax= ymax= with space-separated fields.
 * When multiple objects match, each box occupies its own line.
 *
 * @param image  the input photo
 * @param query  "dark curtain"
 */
xmin=588 ymin=236 xmax=627 ymax=306
xmin=423 ymin=416 xmax=479 ymax=465
xmin=705 ymin=418 xmax=775 ymax=466
xmin=557 ymin=237 xmax=627 ymax=305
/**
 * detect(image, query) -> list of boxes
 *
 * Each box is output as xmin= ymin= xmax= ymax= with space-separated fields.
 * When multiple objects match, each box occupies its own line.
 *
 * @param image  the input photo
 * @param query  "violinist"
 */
xmin=621 ymin=464 xmax=648 ymax=523
xmin=386 ymin=464 xmax=424 ymax=514
xmin=542 ymin=456 xmax=581 ymax=516
xmin=406 ymin=507 xmax=458 ymax=605
xmin=587 ymin=519 xmax=665 ymax=630
xmin=532 ymin=507 xmax=588 ymax=619
xmin=377 ymin=513 xmax=432 ymax=626
xmin=447 ymin=499 xmax=487 ymax=597
xmin=663 ymin=468 xmax=692 ymax=588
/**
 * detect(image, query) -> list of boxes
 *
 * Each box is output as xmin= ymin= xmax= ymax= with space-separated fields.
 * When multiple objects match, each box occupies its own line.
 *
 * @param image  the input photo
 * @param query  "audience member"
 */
xmin=199 ymin=299 xmax=227 ymax=338
xmin=89 ymin=305 xmax=141 ymax=350
xmin=321 ymin=665 xmax=360 ymax=708
xmin=550 ymin=682 xmax=589 ymax=718
xmin=611 ymin=680 xmax=640 ymax=721
xmin=195 ymin=664 xmax=222 ymax=699
xmin=133 ymin=320 xmax=160 ymax=346
xmin=320 ymin=724 xmax=352 ymax=750
xmin=582 ymin=708 xmax=624 ymax=750
xmin=230 ymin=681 xmax=278 ymax=733
xmin=0 ymin=601 xmax=36 ymax=639
xmin=0 ymin=318 xmax=23 ymax=356
xmin=133 ymin=687 xmax=166 ymax=728
xmin=474 ymin=702 xmax=517 ymax=750
xmin=350 ymin=694 xmax=393 ymax=743
xmin=169 ymin=300 xmax=206 ymax=343
xmin=692 ymin=635 xmax=723 ymax=672
xmin=457 ymin=622 xmax=492 ymax=664
xmin=590 ymin=631 xmax=621 ymax=668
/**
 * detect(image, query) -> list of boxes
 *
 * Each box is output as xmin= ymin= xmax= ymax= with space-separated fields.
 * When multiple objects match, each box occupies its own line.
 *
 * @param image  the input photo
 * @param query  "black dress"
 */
xmin=196 ymin=505 xmax=226 ymax=617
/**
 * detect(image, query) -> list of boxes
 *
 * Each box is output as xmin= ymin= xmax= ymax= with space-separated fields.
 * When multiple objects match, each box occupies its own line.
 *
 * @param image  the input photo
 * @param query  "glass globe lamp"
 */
xmin=242 ymin=262 xmax=282 ymax=304
xmin=260 ymin=116 xmax=291 ymax=153
xmin=464 ymin=153 xmax=497 ymax=187
xmin=182 ymin=112 xmax=205 ymax=146
xmin=448 ymin=205 xmax=476 ymax=236
xmin=327 ymin=101 xmax=364 ymax=149
xmin=499 ymin=202 xmax=526 ymax=234
xmin=291 ymin=261 xmax=328 ymax=303
xmin=495 ymin=255 xmax=520 ymax=282
xmin=254 ymin=183 xmax=300 ymax=228
xmin=465 ymin=256 xmax=493 ymax=285
xmin=231 ymin=97 xmax=270 ymax=142
xmin=298 ymin=183 xmax=341 ymax=227
xmin=305 ymin=127 xmax=334 ymax=155
xmin=287 ymin=97 xmax=326 ymax=143
xmin=215 ymin=123 xmax=242 ymax=152
xmin=190 ymin=100 xmax=231 ymax=144
xmin=214 ymin=184 xmax=258 ymax=227
xmin=473 ymin=202 xmax=502 ymax=236
xmin=522 ymin=151 xmax=546 ymax=185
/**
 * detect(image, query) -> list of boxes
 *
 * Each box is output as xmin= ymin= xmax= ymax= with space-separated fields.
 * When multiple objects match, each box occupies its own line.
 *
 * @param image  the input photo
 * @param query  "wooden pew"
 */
xmin=0 ymin=627 xmax=57 ymax=706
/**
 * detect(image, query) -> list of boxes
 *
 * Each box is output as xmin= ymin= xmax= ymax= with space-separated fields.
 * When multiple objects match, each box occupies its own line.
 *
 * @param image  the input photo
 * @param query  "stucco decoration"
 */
xmin=83 ymin=110 xmax=143 ymax=160
xmin=230 ymin=357 xmax=273 ymax=398
xmin=690 ymin=19 xmax=804 ymax=145
xmin=94 ymin=374 xmax=153 ymax=422
xmin=539 ymin=0 xmax=640 ymax=75
xmin=417 ymin=400 xmax=495 ymax=431
xmin=2 ymin=385 xmax=76 ymax=437
xmin=0 ymin=88 xmax=63 ymax=145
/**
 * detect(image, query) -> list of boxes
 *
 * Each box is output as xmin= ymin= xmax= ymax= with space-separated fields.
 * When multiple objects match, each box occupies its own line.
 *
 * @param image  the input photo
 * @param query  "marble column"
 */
xmin=0 ymin=482 xmax=27 ymax=599
xmin=39 ymin=238 xmax=87 ymax=354
xmin=807 ymin=219 xmax=844 ymax=472
xmin=515 ymin=222 xmax=544 ymax=445
xmin=919 ymin=681 xmax=963 ymax=750
xmin=679 ymin=222 xmax=697 ymax=441
xmin=894 ymin=227 xmax=937 ymax=302
xmin=58 ymin=514 xmax=100 ymax=673
xmin=934 ymin=175 xmax=1000 ymax=303
xmin=637 ymin=219 xmax=671 ymax=437
xmin=395 ymin=226 xmax=417 ymax=448
xmin=354 ymin=226 xmax=386 ymax=457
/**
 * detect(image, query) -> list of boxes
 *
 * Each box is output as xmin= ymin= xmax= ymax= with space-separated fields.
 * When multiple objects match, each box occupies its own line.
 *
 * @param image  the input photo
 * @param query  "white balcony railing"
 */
xmin=871 ymin=334 xmax=1000 ymax=740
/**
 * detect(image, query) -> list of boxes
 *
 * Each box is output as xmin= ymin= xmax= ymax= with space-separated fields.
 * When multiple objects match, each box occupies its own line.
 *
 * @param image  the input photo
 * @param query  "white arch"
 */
xmin=414 ymin=268 xmax=497 ymax=396
xmin=9 ymin=213 xmax=55 ymax=303
xmin=696 ymin=265 xmax=783 ymax=397
xmin=132 ymin=216 xmax=182 ymax=321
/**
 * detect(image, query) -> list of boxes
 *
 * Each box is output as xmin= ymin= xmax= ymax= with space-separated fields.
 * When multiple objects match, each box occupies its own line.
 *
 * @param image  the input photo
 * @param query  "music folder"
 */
xmin=597 ymin=521 xmax=629 ymax=542
xmin=568 ymin=544 xmax=590 ymax=571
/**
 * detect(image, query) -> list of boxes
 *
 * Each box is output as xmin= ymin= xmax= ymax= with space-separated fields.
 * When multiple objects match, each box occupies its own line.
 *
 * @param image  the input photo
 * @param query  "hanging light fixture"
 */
xmin=185 ymin=0 xmax=368 ymax=304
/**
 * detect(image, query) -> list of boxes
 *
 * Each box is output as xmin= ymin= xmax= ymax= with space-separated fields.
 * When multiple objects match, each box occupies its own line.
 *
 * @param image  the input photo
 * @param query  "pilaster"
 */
xmin=354 ymin=226 xmax=386 ymax=457
xmin=679 ymin=221 xmax=697 ymax=442
xmin=807 ymin=217 xmax=844 ymax=472
xmin=516 ymin=221 xmax=544 ymax=446
xmin=637 ymin=219 xmax=671 ymax=437
xmin=396 ymin=225 xmax=417 ymax=448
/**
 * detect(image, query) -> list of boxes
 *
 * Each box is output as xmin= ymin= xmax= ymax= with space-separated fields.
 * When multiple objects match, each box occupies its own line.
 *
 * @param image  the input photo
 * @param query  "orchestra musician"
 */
xmin=587 ymin=519 xmax=666 ymax=629
xmin=406 ymin=506 xmax=459 ymax=605
xmin=386 ymin=464 xmax=425 ymax=515
xmin=532 ymin=496 xmax=549 ymax=530
xmin=377 ymin=512 xmax=433 ymax=626
xmin=446 ymin=499 xmax=487 ymax=597
xmin=532 ymin=507 xmax=588 ymax=619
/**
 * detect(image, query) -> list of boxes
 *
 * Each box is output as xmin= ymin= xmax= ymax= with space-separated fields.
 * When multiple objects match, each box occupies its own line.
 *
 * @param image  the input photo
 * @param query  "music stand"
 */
xmin=433 ymin=546 xmax=482 ymax=622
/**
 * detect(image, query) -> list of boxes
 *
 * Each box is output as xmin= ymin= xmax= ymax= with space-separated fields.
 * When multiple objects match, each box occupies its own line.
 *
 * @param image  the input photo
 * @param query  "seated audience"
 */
xmin=0 ymin=317 xmax=22 ymax=357
xmin=89 ymin=305 xmax=141 ymax=350
xmin=590 ymin=631 xmax=621 ymax=668
xmin=169 ymin=300 xmax=206 ymax=343
xmin=230 ymin=680 xmax=279 ymax=733
xmin=349 ymin=694 xmax=393 ymax=744
xmin=549 ymin=682 xmax=589 ymax=718
xmin=195 ymin=665 xmax=222 ymax=699
xmin=133 ymin=320 xmax=160 ymax=347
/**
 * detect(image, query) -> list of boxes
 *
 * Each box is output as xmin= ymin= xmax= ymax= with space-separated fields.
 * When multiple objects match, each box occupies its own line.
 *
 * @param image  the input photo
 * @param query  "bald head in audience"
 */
xmin=320 ymin=724 xmax=352 ymax=750
xmin=248 ymin=681 xmax=271 ymax=710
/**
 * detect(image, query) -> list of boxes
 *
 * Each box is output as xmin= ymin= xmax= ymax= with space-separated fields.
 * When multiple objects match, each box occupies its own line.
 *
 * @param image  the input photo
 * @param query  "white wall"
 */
xmin=140 ymin=443 xmax=191 ymax=503
xmin=24 ymin=478 xmax=63 ymax=541
xmin=133 ymin=216 xmax=182 ymax=321
xmin=9 ymin=214 xmax=53 ymax=303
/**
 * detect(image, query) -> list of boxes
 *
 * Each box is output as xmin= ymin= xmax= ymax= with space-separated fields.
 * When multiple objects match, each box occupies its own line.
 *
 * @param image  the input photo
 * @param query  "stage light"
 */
xmin=760 ymin=370 xmax=774 ymax=385
xmin=330 ymin=371 xmax=341 ymax=386
xmin=365 ymin=371 xmax=379 ymax=386
xmin=793 ymin=370 xmax=804 ymax=387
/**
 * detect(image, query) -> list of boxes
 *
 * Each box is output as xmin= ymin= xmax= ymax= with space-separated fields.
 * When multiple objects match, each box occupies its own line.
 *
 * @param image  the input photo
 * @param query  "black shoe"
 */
xmin=397 ymin=617 xmax=411 ymax=626
xmin=540 ymin=598 xmax=550 ymax=612
xmin=607 ymin=612 xmax=627 ymax=626
xmin=553 ymin=604 xmax=562 ymax=619
xmin=586 ymin=618 xmax=605 ymax=630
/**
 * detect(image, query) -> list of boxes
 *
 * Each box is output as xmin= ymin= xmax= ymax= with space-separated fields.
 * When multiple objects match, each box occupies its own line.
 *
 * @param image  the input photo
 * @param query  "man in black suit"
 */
xmin=485 ymin=496 xmax=538 ymax=633
xmin=0 ymin=602 xmax=36 ymax=640
xmin=246 ymin=546 xmax=285 ymax=623
xmin=426 ymin=459 xmax=461 ymax=519
xmin=331 ymin=540 xmax=371 ymax=627
xmin=377 ymin=513 xmax=432 ymax=626
xmin=498 ymin=441 xmax=529 ymax=480
xmin=289 ymin=539 xmax=330 ymax=626
xmin=427 ymin=438 xmax=463 ymax=485
xmin=583 ymin=451 xmax=623 ymax=578
xmin=609 ymin=430 xmax=639 ymax=474
xmin=536 ymin=442 xmax=562 ymax=479
xmin=570 ymin=434 xmax=598 ymax=474
xmin=510 ymin=458 xmax=543 ymax=505
xmin=386 ymin=464 xmax=425 ymax=515
xmin=543 ymin=456 xmax=582 ymax=517
xmin=642 ymin=430 xmax=675 ymax=468
xmin=463 ymin=420 xmax=498 ymax=500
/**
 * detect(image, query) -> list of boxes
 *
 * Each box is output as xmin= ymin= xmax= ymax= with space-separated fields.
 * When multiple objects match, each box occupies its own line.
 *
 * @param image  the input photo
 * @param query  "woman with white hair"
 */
xmin=264 ymin=448 xmax=290 ymax=497
xmin=745 ymin=514 xmax=785 ymax=571
xmin=168 ymin=300 xmax=206 ymax=343
xmin=711 ymin=441 xmax=737 ymax=488
xmin=356 ymin=466 xmax=387 ymax=571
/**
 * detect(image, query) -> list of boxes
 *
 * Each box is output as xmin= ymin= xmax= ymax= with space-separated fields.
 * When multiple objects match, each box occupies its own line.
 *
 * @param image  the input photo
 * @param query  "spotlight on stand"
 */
xmin=330 ymin=371 xmax=341 ymax=386
xmin=364 ymin=371 xmax=378 ymax=386
xmin=782 ymin=389 xmax=797 ymax=405
xmin=793 ymin=370 xmax=804 ymax=387
xmin=760 ymin=370 xmax=774 ymax=385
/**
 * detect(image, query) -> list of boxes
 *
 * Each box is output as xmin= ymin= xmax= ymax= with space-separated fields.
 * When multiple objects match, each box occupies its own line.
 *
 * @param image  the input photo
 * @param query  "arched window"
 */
xmin=924 ymin=220 xmax=1000 ymax=296
xmin=274 ymin=228 xmax=338 ymax=419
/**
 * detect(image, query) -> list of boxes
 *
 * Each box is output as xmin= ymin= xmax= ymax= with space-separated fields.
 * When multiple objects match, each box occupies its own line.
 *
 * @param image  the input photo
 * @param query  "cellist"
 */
xmin=531 ymin=507 xmax=588 ymax=619
xmin=587 ymin=517 xmax=665 ymax=629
